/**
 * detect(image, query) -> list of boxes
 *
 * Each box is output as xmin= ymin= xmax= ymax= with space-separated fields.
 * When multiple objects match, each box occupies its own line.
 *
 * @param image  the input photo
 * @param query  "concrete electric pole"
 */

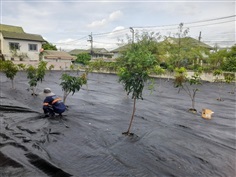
xmin=198 ymin=31 xmax=202 ymax=41
xmin=129 ymin=27 xmax=134 ymax=43
xmin=87 ymin=32 xmax=93 ymax=59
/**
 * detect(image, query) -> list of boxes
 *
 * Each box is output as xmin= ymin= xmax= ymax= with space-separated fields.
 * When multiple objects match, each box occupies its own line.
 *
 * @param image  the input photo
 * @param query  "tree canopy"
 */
xmin=42 ymin=42 xmax=57 ymax=50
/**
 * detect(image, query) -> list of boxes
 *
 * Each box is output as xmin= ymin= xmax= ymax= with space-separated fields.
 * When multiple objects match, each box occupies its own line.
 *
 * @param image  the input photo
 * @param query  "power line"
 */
xmin=133 ymin=15 xmax=235 ymax=29
xmin=93 ymin=28 xmax=129 ymax=36
xmin=54 ymin=15 xmax=235 ymax=49
xmin=93 ymin=41 xmax=117 ymax=44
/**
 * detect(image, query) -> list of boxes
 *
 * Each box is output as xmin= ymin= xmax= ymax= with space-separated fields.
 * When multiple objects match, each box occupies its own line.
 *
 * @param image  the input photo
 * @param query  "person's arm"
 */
xmin=43 ymin=97 xmax=53 ymax=108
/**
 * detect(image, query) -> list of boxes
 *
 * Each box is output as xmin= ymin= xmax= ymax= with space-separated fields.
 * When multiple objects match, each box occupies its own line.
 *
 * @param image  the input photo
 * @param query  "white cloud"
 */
xmin=87 ymin=18 xmax=107 ymax=28
xmin=109 ymin=10 xmax=123 ymax=21
xmin=2 ymin=1 xmax=234 ymax=50
xmin=112 ymin=26 xmax=125 ymax=32
xmin=87 ymin=10 xmax=123 ymax=29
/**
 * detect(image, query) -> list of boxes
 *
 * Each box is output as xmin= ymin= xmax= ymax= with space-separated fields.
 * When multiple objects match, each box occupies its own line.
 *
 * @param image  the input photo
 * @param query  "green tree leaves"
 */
xmin=75 ymin=53 xmax=91 ymax=65
xmin=2 ymin=60 xmax=18 ymax=89
xmin=117 ymin=32 xmax=158 ymax=135
xmin=117 ymin=42 xmax=156 ymax=100
xmin=26 ymin=61 xmax=48 ymax=95
xmin=42 ymin=42 xmax=57 ymax=50
xmin=174 ymin=67 xmax=202 ymax=111
xmin=60 ymin=73 xmax=87 ymax=104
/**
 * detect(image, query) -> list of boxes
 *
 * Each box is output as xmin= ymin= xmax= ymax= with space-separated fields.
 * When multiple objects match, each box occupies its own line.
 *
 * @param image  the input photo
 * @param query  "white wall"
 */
xmin=2 ymin=38 xmax=42 ymax=61
xmin=13 ymin=61 xmax=73 ymax=70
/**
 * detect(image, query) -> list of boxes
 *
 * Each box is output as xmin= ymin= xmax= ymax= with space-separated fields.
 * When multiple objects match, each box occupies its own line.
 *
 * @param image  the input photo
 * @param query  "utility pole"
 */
xmin=129 ymin=27 xmax=134 ymax=43
xmin=198 ymin=31 xmax=202 ymax=66
xmin=198 ymin=31 xmax=202 ymax=41
xmin=87 ymin=32 xmax=93 ymax=59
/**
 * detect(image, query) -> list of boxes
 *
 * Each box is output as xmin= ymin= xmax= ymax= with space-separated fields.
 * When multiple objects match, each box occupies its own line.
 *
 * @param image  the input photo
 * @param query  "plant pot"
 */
xmin=188 ymin=108 xmax=197 ymax=113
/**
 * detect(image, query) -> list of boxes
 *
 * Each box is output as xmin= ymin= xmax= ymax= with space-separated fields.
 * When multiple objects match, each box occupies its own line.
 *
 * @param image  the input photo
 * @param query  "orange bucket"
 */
xmin=202 ymin=109 xmax=214 ymax=119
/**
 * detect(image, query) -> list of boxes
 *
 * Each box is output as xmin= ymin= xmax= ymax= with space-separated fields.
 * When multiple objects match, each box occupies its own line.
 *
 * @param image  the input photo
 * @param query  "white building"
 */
xmin=0 ymin=24 xmax=46 ymax=61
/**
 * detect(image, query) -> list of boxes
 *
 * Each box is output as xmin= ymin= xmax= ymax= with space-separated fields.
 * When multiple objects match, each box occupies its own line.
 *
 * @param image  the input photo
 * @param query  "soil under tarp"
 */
xmin=0 ymin=71 xmax=235 ymax=177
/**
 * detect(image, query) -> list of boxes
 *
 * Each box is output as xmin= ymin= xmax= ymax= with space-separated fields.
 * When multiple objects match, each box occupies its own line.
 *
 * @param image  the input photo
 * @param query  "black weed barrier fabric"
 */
xmin=0 ymin=71 xmax=235 ymax=177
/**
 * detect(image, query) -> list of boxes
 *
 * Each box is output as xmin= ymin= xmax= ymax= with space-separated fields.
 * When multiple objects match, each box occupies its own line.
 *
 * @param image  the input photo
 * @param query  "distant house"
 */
xmin=111 ymin=37 xmax=213 ymax=60
xmin=110 ymin=44 xmax=130 ymax=59
xmin=162 ymin=37 xmax=213 ymax=50
xmin=0 ymin=24 xmax=46 ymax=61
xmin=42 ymin=50 xmax=76 ymax=70
xmin=43 ymin=50 xmax=76 ymax=61
xmin=158 ymin=37 xmax=213 ymax=63
xmin=69 ymin=48 xmax=113 ymax=60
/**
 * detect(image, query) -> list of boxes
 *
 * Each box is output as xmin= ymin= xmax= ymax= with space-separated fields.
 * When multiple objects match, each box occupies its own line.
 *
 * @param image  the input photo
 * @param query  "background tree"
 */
xmin=117 ymin=32 xmax=157 ymax=135
xmin=207 ymin=48 xmax=228 ymax=70
xmin=174 ymin=67 xmax=202 ymax=113
xmin=224 ymin=72 xmax=235 ymax=94
xmin=0 ymin=60 xmax=4 ymax=71
xmin=222 ymin=45 xmax=236 ymax=72
xmin=2 ymin=60 xmax=18 ymax=89
xmin=148 ymin=65 xmax=166 ymax=94
xmin=42 ymin=42 xmax=57 ymax=50
xmin=75 ymin=53 xmax=91 ymax=65
xmin=163 ymin=23 xmax=189 ymax=68
xmin=159 ymin=23 xmax=210 ymax=71
xmin=60 ymin=73 xmax=87 ymax=105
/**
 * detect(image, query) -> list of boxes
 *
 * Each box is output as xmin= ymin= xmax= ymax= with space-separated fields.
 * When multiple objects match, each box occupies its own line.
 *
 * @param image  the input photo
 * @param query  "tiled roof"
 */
xmin=110 ymin=44 xmax=130 ymax=53
xmin=0 ymin=24 xmax=24 ymax=33
xmin=69 ymin=48 xmax=112 ymax=55
xmin=69 ymin=49 xmax=89 ymax=55
xmin=163 ymin=37 xmax=213 ymax=49
xmin=44 ymin=50 xmax=76 ymax=60
xmin=1 ymin=31 xmax=46 ymax=42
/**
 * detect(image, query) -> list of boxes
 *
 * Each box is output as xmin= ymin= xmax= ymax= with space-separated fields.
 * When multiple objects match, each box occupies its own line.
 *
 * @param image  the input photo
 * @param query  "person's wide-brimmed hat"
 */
xmin=39 ymin=88 xmax=55 ymax=97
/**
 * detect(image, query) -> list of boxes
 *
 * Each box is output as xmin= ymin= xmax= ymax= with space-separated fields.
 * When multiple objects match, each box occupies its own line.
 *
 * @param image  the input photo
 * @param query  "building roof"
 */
xmin=163 ymin=37 xmax=213 ymax=49
xmin=2 ymin=31 xmax=46 ymax=42
xmin=112 ymin=37 xmax=213 ymax=53
xmin=0 ymin=24 xmax=24 ymax=33
xmin=69 ymin=48 xmax=113 ymax=55
xmin=110 ymin=44 xmax=131 ymax=53
xmin=43 ymin=50 xmax=76 ymax=60
xmin=0 ymin=24 xmax=46 ymax=42
xmin=69 ymin=49 xmax=88 ymax=55
xmin=92 ymin=48 xmax=108 ymax=53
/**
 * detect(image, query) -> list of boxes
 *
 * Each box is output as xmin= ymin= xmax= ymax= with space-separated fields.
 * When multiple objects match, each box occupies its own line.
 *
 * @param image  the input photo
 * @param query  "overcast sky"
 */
xmin=1 ymin=0 xmax=235 ymax=51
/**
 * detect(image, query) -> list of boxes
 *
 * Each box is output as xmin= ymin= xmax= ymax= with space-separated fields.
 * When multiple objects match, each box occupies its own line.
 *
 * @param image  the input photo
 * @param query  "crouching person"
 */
xmin=41 ymin=88 xmax=66 ymax=118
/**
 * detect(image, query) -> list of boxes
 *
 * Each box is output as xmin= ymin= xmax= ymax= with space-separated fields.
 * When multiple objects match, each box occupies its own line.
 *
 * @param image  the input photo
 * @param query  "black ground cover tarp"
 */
xmin=0 ymin=71 xmax=235 ymax=177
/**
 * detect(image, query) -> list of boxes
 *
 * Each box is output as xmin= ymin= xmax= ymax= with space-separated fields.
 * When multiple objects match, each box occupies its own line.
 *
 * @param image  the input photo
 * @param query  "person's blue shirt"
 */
xmin=43 ymin=95 xmax=66 ymax=114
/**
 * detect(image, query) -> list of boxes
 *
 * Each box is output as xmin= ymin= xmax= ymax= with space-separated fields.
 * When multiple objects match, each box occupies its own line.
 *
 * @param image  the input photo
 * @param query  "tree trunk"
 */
xmin=63 ymin=91 xmax=69 ymax=105
xmin=11 ymin=79 xmax=14 ymax=89
xmin=126 ymin=97 xmax=136 ymax=135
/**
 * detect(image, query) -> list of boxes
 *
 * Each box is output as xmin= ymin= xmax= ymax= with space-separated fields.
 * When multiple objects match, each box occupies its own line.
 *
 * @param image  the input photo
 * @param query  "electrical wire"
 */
xmin=54 ymin=15 xmax=235 ymax=49
xmin=133 ymin=15 xmax=235 ymax=29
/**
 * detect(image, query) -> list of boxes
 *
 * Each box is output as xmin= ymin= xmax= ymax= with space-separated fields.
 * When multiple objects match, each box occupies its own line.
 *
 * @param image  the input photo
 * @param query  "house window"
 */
xmin=29 ymin=44 xmax=38 ymax=51
xmin=9 ymin=42 xmax=20 ymax=50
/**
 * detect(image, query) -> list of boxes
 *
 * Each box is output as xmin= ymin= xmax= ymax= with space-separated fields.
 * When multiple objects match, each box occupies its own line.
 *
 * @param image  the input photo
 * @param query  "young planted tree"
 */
xmin=213 ymin=69 xmax=224 ymax=101
xmin=60 ymin=73 xmax=87 ymax=105
xmin=117 ymin=33 xmax=157 ymax=135
xmin=17 ymin=63 xmax=27 ymax=71
xmin=26 ymin=61 xmax=48 ymax=96
xmin=2 ymin=60 xmax=19 ymax=89
xmin=174 ymin=67 xmax=201 ymax=113
xmin=48 ymin=64 xmax=54 ymax=72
